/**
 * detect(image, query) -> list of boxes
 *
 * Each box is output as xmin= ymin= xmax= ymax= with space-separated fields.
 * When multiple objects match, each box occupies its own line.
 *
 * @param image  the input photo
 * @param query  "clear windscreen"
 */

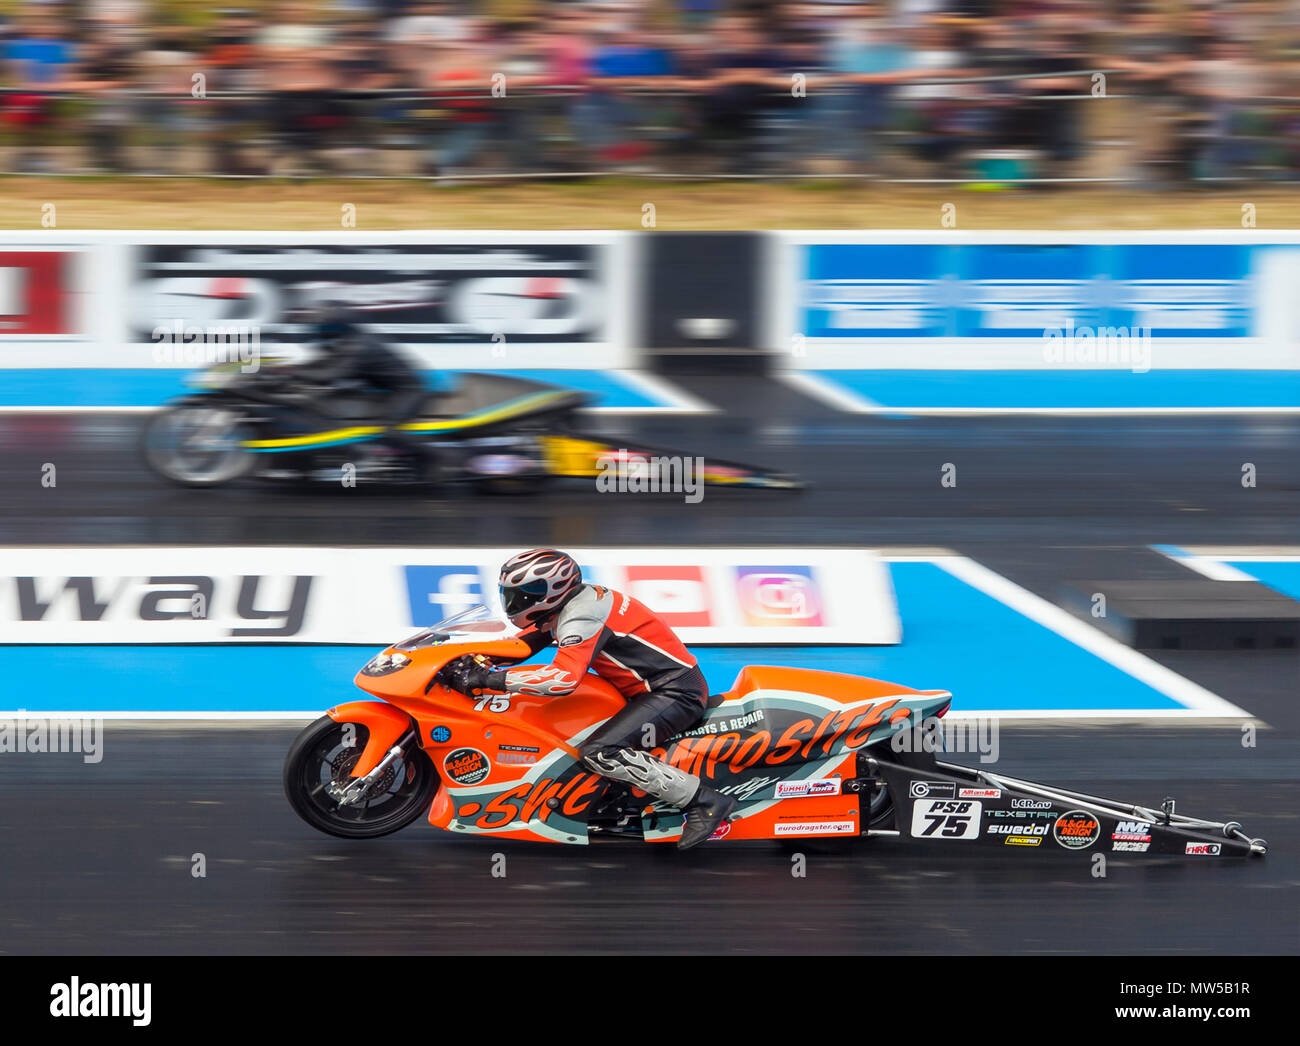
xmin=392 ymin=604 xmax=516 ymax=650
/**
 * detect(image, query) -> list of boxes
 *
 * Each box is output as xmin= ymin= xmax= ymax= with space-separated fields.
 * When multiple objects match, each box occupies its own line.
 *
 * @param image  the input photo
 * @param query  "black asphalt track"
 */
xmin=0 ymin=724 xmax=1293 ymax=955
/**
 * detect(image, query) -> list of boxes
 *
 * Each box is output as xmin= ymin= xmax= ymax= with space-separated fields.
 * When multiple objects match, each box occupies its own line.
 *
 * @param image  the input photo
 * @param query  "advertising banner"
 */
xmin=128 ymin=241 xmax=607 ymax=351
xmin=0 ymin=547 xmax=901 ymax=646
xmin=0 ymin=247 xmax=87 ymax=339
xmin=776 ymin=233 xmax=1300 ymax=370
xmin=0 ymin=232 xmax=629 ymax=374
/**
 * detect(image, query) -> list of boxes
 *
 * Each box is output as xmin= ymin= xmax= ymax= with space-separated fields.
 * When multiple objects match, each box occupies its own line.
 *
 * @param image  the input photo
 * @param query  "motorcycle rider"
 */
xmin=295 ymin=302 xmax=429 ymax=449
xmin=441 ymin=548 xmax=737 ymax=849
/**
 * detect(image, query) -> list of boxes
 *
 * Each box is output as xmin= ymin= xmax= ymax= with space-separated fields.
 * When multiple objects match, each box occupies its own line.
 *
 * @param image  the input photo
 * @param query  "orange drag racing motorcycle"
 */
xmin=284 ymin=606 xmax=1267 ymax=856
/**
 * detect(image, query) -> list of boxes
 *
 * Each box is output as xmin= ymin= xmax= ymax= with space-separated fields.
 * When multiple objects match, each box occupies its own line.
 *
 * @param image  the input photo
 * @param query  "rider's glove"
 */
xmin=442 ymin=655 xmax=504 ymax=696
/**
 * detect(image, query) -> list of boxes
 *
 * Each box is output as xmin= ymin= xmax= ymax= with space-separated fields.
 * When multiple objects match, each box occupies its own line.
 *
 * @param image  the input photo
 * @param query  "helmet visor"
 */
xmin=500 ymin=579 xmax=549 ymax=619
xmin=315 ymin=320 xmax=349 ymax=347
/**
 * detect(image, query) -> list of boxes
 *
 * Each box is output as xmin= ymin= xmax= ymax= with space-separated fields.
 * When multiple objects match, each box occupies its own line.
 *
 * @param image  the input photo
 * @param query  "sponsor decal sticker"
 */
xmin=443 ymin=747 xmax=491 ymax=786
xmin=910 ymin=799 xmax=982 ymax=839
xmin=774 ymin=778 xmax=841 ymax=799
xmin=1185 ymin=842 xmax=1222 ymax=855
xmin=1112 ymin=840 xmax=1151 ymax=853
xmin=986 ymin=822 xmax=1050 ymax=837
xmin=496 ymin=751 xmax=538 ymax=766
xmin=1011 ymin=798 xmax=1053 ymax=809
xmin=987 ymin=809 xmax=1055 ymax=820
xmin=1053 ymin=810 xmax=1101 ymax=850
xmin=773 ymin=820 xmax=856 ymax=836
xmin=959 ymin=787 xmax=1000 ymax=798
xmin=1005 ymin=835 xmax=1042 ymax=847
xmin=908 ymin=780 xmax=956 ymax=799
xmin=430 ymin=725 xmax=452 ymax=743
xmin=709 ymin=820 xmax=732 ymax=841
xmin=1111 ymin=820 xmax=1153 ymax=843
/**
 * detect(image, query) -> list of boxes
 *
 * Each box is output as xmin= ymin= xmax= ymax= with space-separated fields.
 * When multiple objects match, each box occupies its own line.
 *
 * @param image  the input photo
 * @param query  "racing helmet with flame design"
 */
xmin=498 ymin=549 xmax=582 ymax=628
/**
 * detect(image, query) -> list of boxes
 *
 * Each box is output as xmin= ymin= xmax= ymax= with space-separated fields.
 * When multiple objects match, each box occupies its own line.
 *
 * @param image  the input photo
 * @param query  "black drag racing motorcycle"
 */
xmin=141 ymin=362 xmax=800 ymax=493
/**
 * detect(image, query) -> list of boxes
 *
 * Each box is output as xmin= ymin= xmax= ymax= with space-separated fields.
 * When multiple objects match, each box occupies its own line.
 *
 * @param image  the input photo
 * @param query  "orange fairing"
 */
xmin=727 ymin=665 xmax=949 ymax=706
xmin=349 ymin=633 xmax=626 ymax=775
xmin=327 ymin=700 xmax=414 ymax=778
xmin=354 ymin=635 xmax=533 ymax=702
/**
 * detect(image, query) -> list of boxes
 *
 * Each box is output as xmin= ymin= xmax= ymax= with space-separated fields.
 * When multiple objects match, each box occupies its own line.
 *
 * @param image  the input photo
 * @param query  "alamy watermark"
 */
xmin=1042 ymin=319 xmax=1151 ymax=374
xmin=891 ymin=716 xmax=999 ymax=764
xmin=0 ymin=712 xmax=103 ymax=763
xmin=50 ymin=978 xmax=150 ymax=1026
xmin=595 ymin=451 xmax=705 ymax=504
xmin=151 ymin=320 xmax=262 ymax=372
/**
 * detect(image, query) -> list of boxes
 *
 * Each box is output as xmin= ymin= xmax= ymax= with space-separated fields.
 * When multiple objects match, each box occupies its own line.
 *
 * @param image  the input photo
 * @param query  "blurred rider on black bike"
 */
xmin=295 ymin=303 xmax=428 ymax=440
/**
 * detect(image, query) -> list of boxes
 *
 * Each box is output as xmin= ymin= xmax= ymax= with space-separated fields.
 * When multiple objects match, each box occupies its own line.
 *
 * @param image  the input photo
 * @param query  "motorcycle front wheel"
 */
xmin=141 ymin=405 xmax=257 ymax=487
xmin=284 ymin=716 xmax=439 ymax=839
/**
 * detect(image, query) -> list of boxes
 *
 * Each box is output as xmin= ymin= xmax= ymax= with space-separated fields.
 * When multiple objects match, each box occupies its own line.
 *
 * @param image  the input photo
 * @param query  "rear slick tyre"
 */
xmin=865 ymin=725 xmax=940 ymax=830
xmin=141 ymin=406 xmax=256 ymax=487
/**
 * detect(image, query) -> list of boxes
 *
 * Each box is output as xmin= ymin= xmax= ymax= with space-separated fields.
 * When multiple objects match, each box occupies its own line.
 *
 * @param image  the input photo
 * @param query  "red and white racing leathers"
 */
xmin=494 ymin=584 xmax=701 ymax=700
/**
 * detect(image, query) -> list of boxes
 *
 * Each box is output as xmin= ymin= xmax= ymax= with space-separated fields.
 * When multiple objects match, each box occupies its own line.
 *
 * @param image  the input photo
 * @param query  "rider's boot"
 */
xmin=581 ymin=746 xmax=734 ymax=849
xmin=677 ymin=785 xmax=737 ymax=850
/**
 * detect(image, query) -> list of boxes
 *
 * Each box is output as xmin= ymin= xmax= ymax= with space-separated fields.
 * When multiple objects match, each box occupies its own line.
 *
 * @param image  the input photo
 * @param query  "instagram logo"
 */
xmin=735 ymin=567 xmax=823 ymax=626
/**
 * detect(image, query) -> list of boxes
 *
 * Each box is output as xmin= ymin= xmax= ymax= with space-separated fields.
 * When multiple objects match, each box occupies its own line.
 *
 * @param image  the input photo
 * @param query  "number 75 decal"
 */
xmin=909 ymin=799 xmax=982 ymax=839
xmin=473 ymin=694 xmax=512 ymax=713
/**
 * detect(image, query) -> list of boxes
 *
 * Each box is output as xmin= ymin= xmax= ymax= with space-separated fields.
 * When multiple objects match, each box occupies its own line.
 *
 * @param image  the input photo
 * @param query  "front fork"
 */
xmin=330 ymin=728 xmax=417 ymax=806
xmin=326 ymin=700 xmax=420 ymax=780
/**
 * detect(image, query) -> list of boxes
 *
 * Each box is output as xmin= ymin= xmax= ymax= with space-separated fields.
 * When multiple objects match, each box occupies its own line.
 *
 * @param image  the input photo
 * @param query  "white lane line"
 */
xmin=1182 ymin=559 xmax=1257 ymax=581
xmin=599 ymin=369 xmax=715 ymax=414
xmin=1150 ymin=543 xmax=1258 ymax=581
xmin=941 ymin=708 xmax=1259 ymax=721
xmin=937 ymin=555 xmax=1252 ymax=719
xmin=0 ymin=406 xmax=158 ymax=414
xmin=1181 ymin=551 xmax=1300 ymax=562
xmin=778 ymin=371 xmax=888 ymax=413
xmin=772 ymin=374 xmax=1300 ymax=415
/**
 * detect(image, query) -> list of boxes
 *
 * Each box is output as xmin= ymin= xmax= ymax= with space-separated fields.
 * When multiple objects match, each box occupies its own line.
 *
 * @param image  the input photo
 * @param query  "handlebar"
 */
xmin=425 ymin=653 xmax=497 ymax=695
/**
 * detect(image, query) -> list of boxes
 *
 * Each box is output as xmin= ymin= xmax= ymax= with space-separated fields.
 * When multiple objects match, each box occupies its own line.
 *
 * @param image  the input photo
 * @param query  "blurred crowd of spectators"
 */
xmin=2 ymin=0 xmax=1298 ymax=182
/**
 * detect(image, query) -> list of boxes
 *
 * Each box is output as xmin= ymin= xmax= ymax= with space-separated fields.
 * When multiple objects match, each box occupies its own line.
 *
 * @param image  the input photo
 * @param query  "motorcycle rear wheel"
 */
xmin=284 ymin=716 xmax=439 ymax=839
xmin=865 ymin=726 xmax=940 ymax=829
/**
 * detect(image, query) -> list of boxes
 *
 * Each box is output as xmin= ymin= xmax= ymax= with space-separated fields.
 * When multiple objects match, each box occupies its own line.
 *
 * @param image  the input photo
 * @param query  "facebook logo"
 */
xmin=404 ymin=565 xmax=490 ymax=625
